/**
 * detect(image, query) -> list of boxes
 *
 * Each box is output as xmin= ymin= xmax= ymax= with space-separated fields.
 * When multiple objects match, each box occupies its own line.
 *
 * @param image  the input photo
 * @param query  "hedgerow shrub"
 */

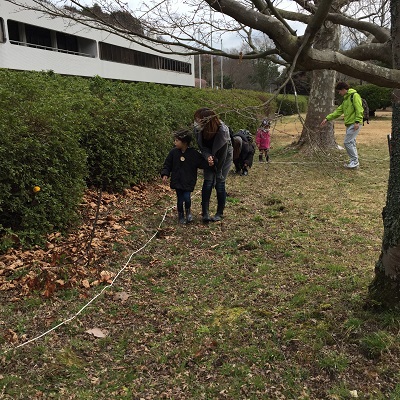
xmin=276 ymin=94 xmax=308 ymax=115
xmin=81 ymin=78 xmax=171 ymax=191
xmin=354 ymin=84 xmax=392 ymax=115
xmin=0 ymin=70 xmax=88 ymax=247
xmin=0 ymin=70 xmax=303 ymax=250
xmin=165 ymin=87 xmax=277 ymax=134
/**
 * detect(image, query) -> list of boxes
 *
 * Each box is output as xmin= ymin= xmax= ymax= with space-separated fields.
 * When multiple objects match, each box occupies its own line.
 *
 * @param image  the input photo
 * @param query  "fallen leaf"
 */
xmin=85 ymin=328 xmax=107 ymax=338
xmin=42 ymin=281 xmax=56 ymax=298
xmin=82 ymin=279 xmax=90 ymax=288
xmin=6 ymin=329 xmax=19 ymax=343
xmin=113 ymin=291 xmax=130 ymax=302
xmin=90 ymin=376 xmax=100 ymax=385
xmin=100 ymin=270 xmax=113 ymax=283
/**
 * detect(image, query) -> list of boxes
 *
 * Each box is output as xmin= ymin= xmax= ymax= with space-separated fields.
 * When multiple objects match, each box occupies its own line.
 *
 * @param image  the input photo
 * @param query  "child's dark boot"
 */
xmin=185 ymin=208 xmax=193 ymax=223
xmin=259 ymin=154 xmax=263 ymax=162
xmin=213 ymin=210 xmax=223 ymax=222
xmin=178 ymin=212 xmax=186 ymax=224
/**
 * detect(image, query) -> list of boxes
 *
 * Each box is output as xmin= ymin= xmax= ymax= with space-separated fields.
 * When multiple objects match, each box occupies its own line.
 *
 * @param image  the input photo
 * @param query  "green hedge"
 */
xmin=0 ymin=69 xmax=303 ymax=250
xmin=276 ymin=94 xmax=308 ymax=115
xmin=81 ymin=79 xmax=172 ymax=191
xmin=354 ymin=84 xmax=392 ymax=115
xmin=0 ymin=70 xmax=88 ymax=248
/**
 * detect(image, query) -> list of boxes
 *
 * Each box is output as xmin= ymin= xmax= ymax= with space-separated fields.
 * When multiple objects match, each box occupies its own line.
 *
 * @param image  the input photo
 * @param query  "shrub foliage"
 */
xmin=0 ymin=70 xmax=87 ymax=247
xmin=0 ymin=69 xmax=306 ymax=249
xmin=354 ymin=84 xmax=392 ymax=115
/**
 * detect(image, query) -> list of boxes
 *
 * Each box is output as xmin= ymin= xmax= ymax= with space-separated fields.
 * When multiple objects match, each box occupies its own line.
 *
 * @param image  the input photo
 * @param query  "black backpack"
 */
xmin=351 ymin=93 xmax=369 ymax=125
xmin=235 ymin=129 xmax=254 ymax=143
xmin=228 ymin=126 xmax=235 ymax=144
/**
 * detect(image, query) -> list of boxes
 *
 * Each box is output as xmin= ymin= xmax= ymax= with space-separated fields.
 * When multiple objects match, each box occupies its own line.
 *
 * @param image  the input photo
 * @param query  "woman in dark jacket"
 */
xmin=194 ymin=108 xmax=233 ymax=222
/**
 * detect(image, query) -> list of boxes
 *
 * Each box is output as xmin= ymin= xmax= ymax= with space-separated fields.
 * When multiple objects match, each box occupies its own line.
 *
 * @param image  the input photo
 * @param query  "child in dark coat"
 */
xmin=161 ymin=129 xmax=210 ymax=224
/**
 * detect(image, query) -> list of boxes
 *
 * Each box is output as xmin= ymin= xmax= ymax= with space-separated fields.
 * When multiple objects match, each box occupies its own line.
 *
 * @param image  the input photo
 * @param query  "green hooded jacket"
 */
xmin=326 ymin=88 xmax=364 ymax=126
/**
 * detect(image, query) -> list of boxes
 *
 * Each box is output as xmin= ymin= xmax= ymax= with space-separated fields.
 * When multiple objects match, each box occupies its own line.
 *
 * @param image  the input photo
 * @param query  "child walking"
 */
xmin=256 ymin=119 xmax=271 ymax=162
xmin=161 ymin=129 xmax=210 ymax=224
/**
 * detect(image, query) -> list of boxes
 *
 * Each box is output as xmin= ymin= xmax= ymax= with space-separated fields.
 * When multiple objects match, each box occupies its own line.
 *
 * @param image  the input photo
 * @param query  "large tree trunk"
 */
xmin=368 ymin=0 xmax=400 ymax=308
xmin=297 ymin=10 xmax=340 ymax=152
xmin=297 ymin=69 xmax=338 ymax=151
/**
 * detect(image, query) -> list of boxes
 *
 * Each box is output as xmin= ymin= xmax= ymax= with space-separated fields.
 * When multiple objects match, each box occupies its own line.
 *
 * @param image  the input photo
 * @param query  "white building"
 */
xmin=0 ymin=0 xmax=195 ymax=86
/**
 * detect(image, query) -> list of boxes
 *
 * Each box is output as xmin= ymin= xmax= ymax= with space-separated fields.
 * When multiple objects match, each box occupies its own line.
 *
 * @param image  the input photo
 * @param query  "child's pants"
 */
xmin=176 ymin=189 xmax=191 ymax=212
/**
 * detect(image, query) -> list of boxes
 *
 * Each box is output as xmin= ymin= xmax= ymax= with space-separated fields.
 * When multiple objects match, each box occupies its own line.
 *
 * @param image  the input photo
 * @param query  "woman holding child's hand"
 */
xmin=194 ymin=108 xmax=233 ymax=222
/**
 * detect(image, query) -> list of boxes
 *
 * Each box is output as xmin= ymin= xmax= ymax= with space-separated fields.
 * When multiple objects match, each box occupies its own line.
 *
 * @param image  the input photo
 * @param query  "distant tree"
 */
xmin=221 ymin=74 xmax=235 ymax=89
xmin=109 ymin=10 xmax=144 ymax=34
xmin=249 ymin=58 xmax=280 ymax=91
xmin=279 ymin=71 xmax=311 ymax=95
xmin=65 ymin=3 xmax=144 ymax=35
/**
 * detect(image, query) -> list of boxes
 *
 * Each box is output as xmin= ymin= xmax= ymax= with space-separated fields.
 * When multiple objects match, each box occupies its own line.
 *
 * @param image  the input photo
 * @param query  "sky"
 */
xmin=124 ymin=0 xmax=306 ymax=51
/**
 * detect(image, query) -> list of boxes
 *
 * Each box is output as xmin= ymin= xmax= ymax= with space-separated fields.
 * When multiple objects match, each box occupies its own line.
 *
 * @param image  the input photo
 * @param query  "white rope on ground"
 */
xmin=268 ymin=158 xmax=389 ymax=164
xmin=2 ymin=204 xmax=175 ymax=354
xmin=2 ymin=148 xmax=387 ymax=355
xmin=261 ymin=157 xmax=390 ymax=164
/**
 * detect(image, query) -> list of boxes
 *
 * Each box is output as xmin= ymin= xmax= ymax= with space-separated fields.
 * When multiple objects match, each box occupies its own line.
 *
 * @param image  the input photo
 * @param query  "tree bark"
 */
xmin=368 ymin=0 xmax=400 ymax=309
xmin=297 ymin=12 xmax=339 ymax=152
xmin=297 ymin=70 xmax=338 ymax=152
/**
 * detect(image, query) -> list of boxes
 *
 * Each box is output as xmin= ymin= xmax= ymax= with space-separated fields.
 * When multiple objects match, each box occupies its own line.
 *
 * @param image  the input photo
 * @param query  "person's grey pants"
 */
xmin=344 ymin=124 xmax=361 ymax=163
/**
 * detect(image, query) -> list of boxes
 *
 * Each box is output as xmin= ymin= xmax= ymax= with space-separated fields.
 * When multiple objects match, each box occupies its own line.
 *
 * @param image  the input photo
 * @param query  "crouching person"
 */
xmin=161 ymin=129 xmax=209 ymax=224
xmin=232 ymin=130 xmax=255 ymax=176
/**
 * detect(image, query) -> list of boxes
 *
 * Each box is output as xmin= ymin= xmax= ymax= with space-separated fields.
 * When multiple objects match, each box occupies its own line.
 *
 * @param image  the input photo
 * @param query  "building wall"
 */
xmin=0 ymin=0 xmax=195 ymax=86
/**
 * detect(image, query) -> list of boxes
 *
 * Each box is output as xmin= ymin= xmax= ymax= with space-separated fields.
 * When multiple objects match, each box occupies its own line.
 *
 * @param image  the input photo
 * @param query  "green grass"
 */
xmin=1 ymin=114 xmax=398 ymax=399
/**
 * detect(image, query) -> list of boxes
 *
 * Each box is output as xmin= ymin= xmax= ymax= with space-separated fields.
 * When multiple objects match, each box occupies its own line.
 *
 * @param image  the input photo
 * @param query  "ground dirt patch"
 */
xmin=1 ymin=112 xmax=398 ymax=400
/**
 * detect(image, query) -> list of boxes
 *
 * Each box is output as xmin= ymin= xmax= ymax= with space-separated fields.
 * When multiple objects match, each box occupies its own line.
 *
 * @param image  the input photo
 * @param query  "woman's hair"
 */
xmin=335 ymin=81 xmax=350 ymax=90
xmin=194 ymin=108 xmax=221 ymax=141
xmin=174 ymin=129 xmax=192 ymax=145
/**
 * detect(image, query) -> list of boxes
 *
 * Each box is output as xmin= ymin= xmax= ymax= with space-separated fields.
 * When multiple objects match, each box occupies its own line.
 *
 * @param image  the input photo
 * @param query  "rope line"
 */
xmin=2 ymin=204 xmax=174 ymax=354
xmin=265 ymin=157 xmax=390 ymax=164
xmin=2 ymin=146 xmax=388 ymax=354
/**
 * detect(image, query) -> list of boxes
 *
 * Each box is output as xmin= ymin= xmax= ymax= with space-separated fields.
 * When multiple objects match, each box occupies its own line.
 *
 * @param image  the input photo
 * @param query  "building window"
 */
xmin=7 ymin=19 xmax=96 ymax=57
xmin=99 ymin=42 xmax=191 ymax=74
xmin=56 ymin=32 xmax=79 ymax=53
xmin=0 ymin=18 xmax=5 ymax=43
xmin=7 ymin=20 xmax=20 ymax=43
xmin=25 ymin=24 xmax=52 ymax=48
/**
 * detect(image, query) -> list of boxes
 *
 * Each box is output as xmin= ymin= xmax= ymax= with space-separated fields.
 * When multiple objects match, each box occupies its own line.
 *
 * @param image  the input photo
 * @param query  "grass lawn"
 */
xmin=1 ymin=112 xmax=399 ymax=399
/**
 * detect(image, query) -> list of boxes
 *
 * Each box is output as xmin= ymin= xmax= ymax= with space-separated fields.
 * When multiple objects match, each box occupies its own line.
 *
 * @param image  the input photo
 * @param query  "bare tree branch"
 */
xmin=6 ymin=0 xmax=400 ymax=87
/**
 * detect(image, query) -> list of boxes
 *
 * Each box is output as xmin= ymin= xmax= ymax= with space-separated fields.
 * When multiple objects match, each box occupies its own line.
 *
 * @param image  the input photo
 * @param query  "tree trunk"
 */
xmin=297 ymin=69 xmax=338 ymax=152
xmin=368 ymin=0 xmax=400 ymax=309
xmin=297 ymin=10 xmax=340 ymax=152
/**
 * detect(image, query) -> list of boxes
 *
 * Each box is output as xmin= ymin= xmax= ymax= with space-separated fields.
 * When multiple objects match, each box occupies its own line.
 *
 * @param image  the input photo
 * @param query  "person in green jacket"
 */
xmin=320 ymin=81 xmax=364 ymax=169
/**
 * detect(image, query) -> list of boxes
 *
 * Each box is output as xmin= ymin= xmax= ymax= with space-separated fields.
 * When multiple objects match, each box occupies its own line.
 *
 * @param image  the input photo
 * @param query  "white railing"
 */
xmin=9 ymin=40 xmax=95 ymax=58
